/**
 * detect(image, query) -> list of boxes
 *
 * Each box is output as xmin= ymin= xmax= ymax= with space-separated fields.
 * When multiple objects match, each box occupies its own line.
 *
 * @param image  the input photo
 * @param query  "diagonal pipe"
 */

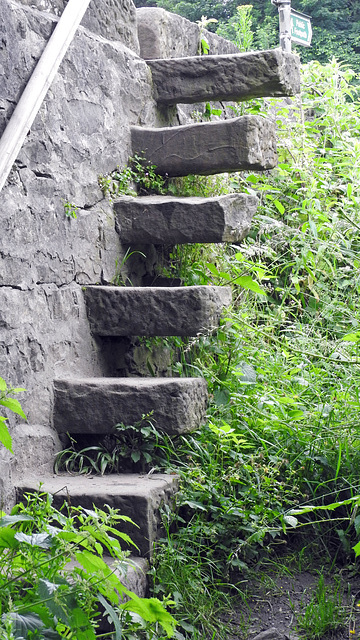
xmin=0 ymin=0 xmax=91 ymax=193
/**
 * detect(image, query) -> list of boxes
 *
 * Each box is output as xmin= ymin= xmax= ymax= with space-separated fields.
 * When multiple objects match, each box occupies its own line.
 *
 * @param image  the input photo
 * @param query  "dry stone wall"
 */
xmin=0 ymin=0 xmax=240 ymax=508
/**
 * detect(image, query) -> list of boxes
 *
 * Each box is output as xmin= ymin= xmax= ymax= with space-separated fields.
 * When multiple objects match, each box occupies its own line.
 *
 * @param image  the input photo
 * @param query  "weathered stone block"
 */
xmin=53 ymin=377 xmax=208 ymax=435
xmin=84 ymin=285 xmax=232 ymax=336
xmin=137 ymin=7 xmax=239 ymax=60
xmin=16 ymin=473 xmax=178 ymax=557
xmin=14 ymin=0 xmax=140 ymax=51
xmin=131 ymin=116 xmax=277 ymax=177
xmin=114 ymin=193 xmax=258 ymax=244
xmin=148 ymin=49 xmax=301 ymax=105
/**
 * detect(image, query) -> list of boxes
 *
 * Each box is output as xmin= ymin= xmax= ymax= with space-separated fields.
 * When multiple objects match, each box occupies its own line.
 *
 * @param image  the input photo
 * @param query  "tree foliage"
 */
xmin=134 ymin=0 xmax=360 ymax=73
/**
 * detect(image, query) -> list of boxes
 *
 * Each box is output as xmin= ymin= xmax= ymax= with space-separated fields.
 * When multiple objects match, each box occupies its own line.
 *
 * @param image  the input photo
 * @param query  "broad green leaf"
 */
xmin=206 ymin=263 xmax=220 ymax=276
xmin=283 ymin=515 xmax=298 ymax=528
xmin=273 ymin=199 xmax=285 ymax=214
xmin=15 ymin=532 xmax=54 ymax=549
xmin=121 ymin=594 xmax=177 ymax=638
xmin=69 ymin=608 xmax=95 ymax=640
xmin=0 ymin=397 xmax=26 ymax=419
xmin=0 ymin=419 xmax=13 ymax=453
xmin=2 ymin=612 xmax=44 ymax=636
xmin=0 ymin=527 xmax=19 ymax=548
xmin=233 ymin=276 xmax=266 ymax=296
xmin=38 ymin=578 xmax=76 ymax=627
xmin=0 ymin=514 xmax=34 ymax=527
xmin=0 ymin=377 xmax=7 ymax=392
xmin=75 ymin=549 xmax=110 ymax=575
xmin=342 ymin=332 xmax=360 ymax=342
xmin=353 ymin=541 xmax=360 ymax=557
xmin=131 ymin=451 xmax=141 ymax=463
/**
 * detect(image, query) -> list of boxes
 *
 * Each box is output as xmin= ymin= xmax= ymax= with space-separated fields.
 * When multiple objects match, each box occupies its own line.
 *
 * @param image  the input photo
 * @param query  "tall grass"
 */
xmin=150 ymin=59 xmax=360 ymax=637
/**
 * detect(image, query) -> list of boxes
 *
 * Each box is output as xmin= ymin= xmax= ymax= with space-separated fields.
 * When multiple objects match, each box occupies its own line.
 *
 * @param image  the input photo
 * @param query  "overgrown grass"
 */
xmin=148 ymin=59 xmax=360 ymax=638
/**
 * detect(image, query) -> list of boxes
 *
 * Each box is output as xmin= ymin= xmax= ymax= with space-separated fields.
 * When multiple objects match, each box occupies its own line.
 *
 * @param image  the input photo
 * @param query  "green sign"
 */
xmin=291 ymin=9 xmax=312 ymax=47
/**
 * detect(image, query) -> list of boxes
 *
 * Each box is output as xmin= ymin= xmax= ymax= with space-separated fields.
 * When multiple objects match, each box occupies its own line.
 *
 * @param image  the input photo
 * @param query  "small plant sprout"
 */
xmin=62 ymin=199 xmax=79 ymax=219
xmin=196 ymin=16 xmax=218 ymax=55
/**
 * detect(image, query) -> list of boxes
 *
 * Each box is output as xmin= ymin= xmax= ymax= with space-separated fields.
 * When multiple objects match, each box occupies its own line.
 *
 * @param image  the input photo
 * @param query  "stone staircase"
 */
xmin=15 ymin=46 xmax=300 ymax=597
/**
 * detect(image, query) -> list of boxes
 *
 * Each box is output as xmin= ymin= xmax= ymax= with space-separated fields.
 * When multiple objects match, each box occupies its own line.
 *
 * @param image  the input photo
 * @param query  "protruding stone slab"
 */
xmin=131 ymin=116 xmax=277 ymax=177
xmin=53 ymin=377 xmax=208 ymax=435
xmin=84 ymin=285 xmax=231 ymax=336
xmin=148 ymin=50 xmax=300 ymax=105
xmin=114 ymin=192 xmax=258 ymax=244
xmin=16 ymin=474 xmax=178 ymax=557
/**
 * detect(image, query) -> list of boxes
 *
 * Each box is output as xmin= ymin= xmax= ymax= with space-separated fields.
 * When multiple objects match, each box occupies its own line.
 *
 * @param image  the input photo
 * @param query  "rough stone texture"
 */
xmin=137 ymin=7 xmax=239 ymax=60
xmin=84 ymin=285 xmax=232 ymax=336
xmin=0 ymin=0 xmax=161 ymax=507
xmin=16 ymin=473 xmax=179 ymax=556
xmin=148 ymin=50 xmax=301 ymax=106
xmin=114 ymin=193 xmax=258 ymax=244
xmin=14 ymin=0 xmax=140 ymax=51
xmin=131 ymin=116 xmax=278 ymax=177
xmin=53 ymin=377 xmax=208 ymax=435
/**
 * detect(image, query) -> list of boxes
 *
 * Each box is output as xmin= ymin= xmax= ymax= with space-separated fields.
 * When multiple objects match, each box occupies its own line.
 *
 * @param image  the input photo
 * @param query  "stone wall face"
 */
xmin=15 ymin=0 xmax=140 ymax=50
xmin=0 ymin=0 xmax=159 ymax=507
xmin=0 ymin=0 xmax=241 ymax=508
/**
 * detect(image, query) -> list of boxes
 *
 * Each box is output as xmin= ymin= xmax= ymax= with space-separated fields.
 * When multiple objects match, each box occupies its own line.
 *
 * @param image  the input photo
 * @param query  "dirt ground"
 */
xmin=222 ymin=568 xmax=360 ymax=640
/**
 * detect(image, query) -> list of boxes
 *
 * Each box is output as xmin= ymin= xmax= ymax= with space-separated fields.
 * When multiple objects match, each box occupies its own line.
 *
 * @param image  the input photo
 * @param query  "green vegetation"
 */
xmin=0 ymin=377 xmax=26 ymax=453
xmin=0 ymin=490 xmax=177 ymax=639
xmin=145 ymin=58 xmax=360 ymax=637
xmin=133 ymin=0 xmax=360 ymax=74
xmin=99 ymin=153 xmax=166 ymax=202
xmin=65 ymin=57 xmax=360 ymax=638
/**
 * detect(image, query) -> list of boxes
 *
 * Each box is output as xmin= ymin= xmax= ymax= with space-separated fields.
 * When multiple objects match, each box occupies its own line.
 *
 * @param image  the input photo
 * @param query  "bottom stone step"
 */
xmin=16 ymin=473 xmax=178 ymax=557
xmin=53 ymin=377 xmax=208 ymax=436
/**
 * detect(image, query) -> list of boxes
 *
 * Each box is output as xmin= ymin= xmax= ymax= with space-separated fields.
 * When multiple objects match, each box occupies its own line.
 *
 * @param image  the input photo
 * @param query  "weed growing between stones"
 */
xmin=54 ymin=412 xmax=170 ymax=475
xmin=98 ymin=152 xmax=167 ymax=201
xmin=0 ymin=377 xmax=26 ymax=454
xmin=62 ymin=199 xmax=79 ymax=219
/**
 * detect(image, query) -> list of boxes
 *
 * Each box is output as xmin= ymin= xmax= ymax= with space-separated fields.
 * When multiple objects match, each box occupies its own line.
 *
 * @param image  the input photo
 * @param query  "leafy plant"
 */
xmin=54 ymin=413 xmax=168 ymax=475
xmin=196 ymin=16 xmax=218 ymax=55
xmin=99 ymin=153 xmax=167 ymax=201
xmin=0 ymin=490 xmax=177 ymax=639
xmin=0 ymin=377 xmax=26 ymax=453
xmin=62 ymin=200 xmax=78 ymax=219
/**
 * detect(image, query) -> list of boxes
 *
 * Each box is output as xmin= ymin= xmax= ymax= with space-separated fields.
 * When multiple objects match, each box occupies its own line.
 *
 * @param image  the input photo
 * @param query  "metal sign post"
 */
xmin=271 ymin=0 xmax=292 ymax=53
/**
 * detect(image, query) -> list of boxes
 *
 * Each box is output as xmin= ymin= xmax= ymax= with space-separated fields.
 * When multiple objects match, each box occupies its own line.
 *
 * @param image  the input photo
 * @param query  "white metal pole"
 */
xmin=0 ymin=0 xmax=92 ymax=194
xmin=271 ymin=0 xmax=292 ymax=53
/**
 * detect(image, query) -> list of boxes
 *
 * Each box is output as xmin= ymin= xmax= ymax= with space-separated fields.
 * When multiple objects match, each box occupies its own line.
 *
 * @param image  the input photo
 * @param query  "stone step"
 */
xmin=131 ymin=116 xmax=277 ymax=177
xmin=84 ymin=285 xmax=231 ymax=337
xmin=114 ymin=192 xmax=258 ymax=244
xmin=147 ymin=49 xmax=300 ymax=106
xmin=53 ymin=377 xmax=208 ymax=436
xmin=15 ymin=473 xmax=178 ymax=557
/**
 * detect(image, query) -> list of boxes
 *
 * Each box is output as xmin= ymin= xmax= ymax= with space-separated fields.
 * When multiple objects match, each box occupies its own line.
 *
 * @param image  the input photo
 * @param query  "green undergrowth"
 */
xmin=147 ymin=59 xmax=360 ymax=638
xmin=0 ymin=490 xmax=177 ymax=640
xmin=57 ymin=58 xmax=360 ymax=638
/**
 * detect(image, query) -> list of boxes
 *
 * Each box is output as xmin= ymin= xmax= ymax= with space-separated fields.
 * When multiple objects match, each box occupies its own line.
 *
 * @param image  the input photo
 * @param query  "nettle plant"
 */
xmin=0 ymin=491 xmax=177 ymax=639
